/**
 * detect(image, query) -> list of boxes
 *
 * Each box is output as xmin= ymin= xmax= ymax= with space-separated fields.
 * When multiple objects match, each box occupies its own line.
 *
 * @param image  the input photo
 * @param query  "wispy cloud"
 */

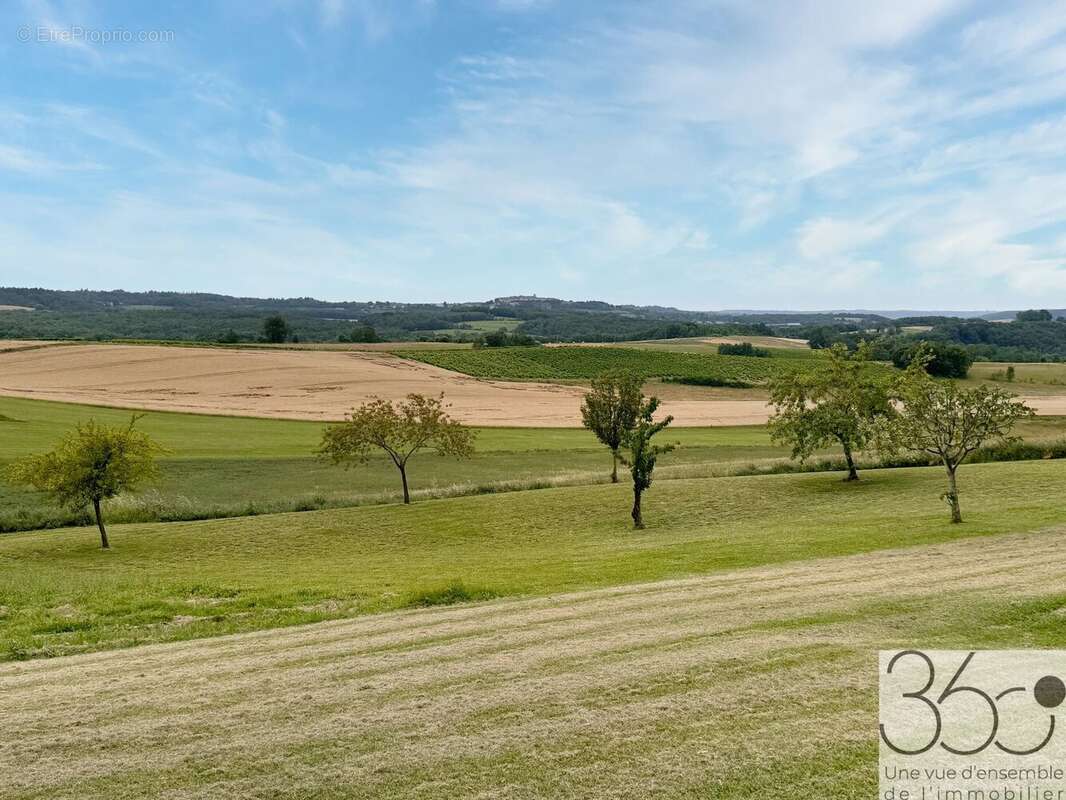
xmin=4 ymin=0 xmax=1066 ymax=307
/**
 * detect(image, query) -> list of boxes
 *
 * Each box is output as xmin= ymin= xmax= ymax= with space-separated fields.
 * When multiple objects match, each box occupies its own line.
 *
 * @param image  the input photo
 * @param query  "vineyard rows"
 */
xmin=402 ymin=346 xmax=815 ymax=383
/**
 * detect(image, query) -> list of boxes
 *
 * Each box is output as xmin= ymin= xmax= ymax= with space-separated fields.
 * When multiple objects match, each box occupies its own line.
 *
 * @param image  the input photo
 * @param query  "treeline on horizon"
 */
xmin=2 ymin=287 xmax=1066 ymax=361
xmin=0 ymin=287 xmax=793 ymax=345
xmin=797 ymin=310 xmax=1066 ymax=363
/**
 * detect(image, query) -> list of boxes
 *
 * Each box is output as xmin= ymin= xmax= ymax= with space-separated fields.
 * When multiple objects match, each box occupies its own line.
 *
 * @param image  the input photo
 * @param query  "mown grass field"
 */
xmin=4 ymin=390 xmax=1066 ymax=798
xmin=403 ymin=345 xmax=825 ymax=382
xmin=5 ymin=395 xmax=1065 ymax=532
xmin=3 ymin=458 xmax=1066 ymax=661
xmin=5 ymin=530 xmax=1065 ymax=799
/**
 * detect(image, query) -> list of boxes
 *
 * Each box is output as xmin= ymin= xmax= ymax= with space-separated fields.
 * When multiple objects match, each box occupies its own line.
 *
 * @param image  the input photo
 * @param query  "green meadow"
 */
xmin=3 ymin=394 xmax=1066 ymax=532
xmin=0 ymin=395 xmax=794 ymax=531
xmin=3 ymin=458 xmax=1066 ymax=661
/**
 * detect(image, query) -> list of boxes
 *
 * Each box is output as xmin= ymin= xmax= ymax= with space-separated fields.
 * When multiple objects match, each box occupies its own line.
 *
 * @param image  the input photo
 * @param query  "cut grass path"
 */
xmin=2 ymin=459 xmax=1065 ymax=660
xmin=4 ymin=530 xmax=1066 ymax=799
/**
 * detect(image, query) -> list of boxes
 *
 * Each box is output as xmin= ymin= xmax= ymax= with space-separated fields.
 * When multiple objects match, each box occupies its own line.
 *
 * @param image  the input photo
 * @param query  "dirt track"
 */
xmin=2 ymin=530 xmax=1063 ymax=799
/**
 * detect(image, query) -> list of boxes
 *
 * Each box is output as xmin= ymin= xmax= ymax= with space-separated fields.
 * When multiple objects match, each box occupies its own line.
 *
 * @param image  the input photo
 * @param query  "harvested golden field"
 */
xmin=699 ymin=335 xmax=810 ymax=349
xmin=2 ymin=342 xmax=1064 ymax=426
xmin=0 ymin=342 xmax=780 ymax=426
xmin=3 ymin=529 xmax=1064 ymax=799
xmin=0 ymin=343 xmax=589 ymax=425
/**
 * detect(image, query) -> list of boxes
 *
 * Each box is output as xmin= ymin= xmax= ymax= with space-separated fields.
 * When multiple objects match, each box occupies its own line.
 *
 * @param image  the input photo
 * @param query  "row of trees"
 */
xmin=318 ymin=377 xmax=678 ymax=529
xmin=260 ymin=316 xmax=380 ymax=344
xmin=768 ymin=344 xmax=1032 ymax=523
xmin=4 ymin=345 xmax=1032 ymax=548
xmin=3 ymin=377 xmax=678 ymax=549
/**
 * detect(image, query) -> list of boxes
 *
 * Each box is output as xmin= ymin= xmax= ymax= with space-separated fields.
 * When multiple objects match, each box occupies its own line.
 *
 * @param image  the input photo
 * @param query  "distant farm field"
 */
xmin=700 ymin=334 xmax=811 ymax=349
xmin=0 ymin=342 xmax=794 ymax=426
xmin=969 ymin=361 xmax=1066 ymax=393
xmin=0 ymin=342 xmax=587 ymax=425
xmin=404 ymin=346 xmax=814 ymax=382
xmin=546 ymin=336 xmax=821 ymax=357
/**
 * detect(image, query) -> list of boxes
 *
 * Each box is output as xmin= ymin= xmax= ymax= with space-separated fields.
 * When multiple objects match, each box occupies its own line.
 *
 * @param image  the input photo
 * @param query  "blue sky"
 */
xmin=3 ymin=0 xmax=1066 ymax=310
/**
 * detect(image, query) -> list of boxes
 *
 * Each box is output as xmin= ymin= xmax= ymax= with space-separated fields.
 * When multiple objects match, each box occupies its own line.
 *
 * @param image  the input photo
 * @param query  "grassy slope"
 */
xmin=6 ymin=532 xmax=1065 ymax=799
xmin=0 ymin=395 xmax=791 ymax=530
xmin=0 ymin=395 xmax=774 ymax=459
xmin=3 ymin=395 xmax=1065 ymax=531
xmin=3 ymin=458 xmax=1065 ymax=660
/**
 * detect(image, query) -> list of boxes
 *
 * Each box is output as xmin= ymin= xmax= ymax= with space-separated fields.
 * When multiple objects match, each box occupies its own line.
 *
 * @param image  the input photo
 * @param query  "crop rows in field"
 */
xmin=403 ymin=346 xmax=808 ymax=383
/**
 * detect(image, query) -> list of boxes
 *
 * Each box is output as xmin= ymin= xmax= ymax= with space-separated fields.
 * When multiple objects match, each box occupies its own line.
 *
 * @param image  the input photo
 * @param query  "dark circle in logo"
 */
xmin=1034 ymin=675 xmax=1066 ymax=709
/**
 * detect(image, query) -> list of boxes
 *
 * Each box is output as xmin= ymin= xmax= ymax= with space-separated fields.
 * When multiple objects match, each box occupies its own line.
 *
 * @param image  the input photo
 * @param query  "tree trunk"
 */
xmin=92 ymin=498 xmax=110 ymax=549
xmin=945 ymin=466 xmax=962 ymax=523
xmin=631 ymin=486 xmax=644 ymax=530
xmin=399 ymin=464 xmax=411 ymax=505
xmin=611 ymin=448 xmax=619 ymax=483
xmin=841 ymin=439 xmax=859 ymax=481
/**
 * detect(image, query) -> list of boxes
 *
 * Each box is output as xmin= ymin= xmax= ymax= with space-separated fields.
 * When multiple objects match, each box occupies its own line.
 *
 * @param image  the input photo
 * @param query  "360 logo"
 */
xmin=880 ymin=650 xmax=1066 ymax=756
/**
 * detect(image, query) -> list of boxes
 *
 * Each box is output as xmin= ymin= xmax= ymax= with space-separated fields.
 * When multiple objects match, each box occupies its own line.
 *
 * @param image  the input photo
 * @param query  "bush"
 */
xmin=347 ymin=324 xmax=379 ymax=343
xmin=968 ymin=438 xmax=1066 ymax=463
xmin=480 ymin=329 xmax=537 ymax=348
xmin=717 ymin=342 xmax=770 ymax=358
xmin=892 ymin=341 xmax=973 ymax=378
xmin=402 ymin=580 xmax=500 ymax=608
xmin=662 ymin=376 xmax=755 ymax=388
xmin=989 ymin=365 xmax=1017 ymax=383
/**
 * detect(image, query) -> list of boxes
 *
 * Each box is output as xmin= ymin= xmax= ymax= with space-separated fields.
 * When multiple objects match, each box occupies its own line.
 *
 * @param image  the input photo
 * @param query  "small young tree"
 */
xmin=4 ymin=417 xmax=164 ymax=548
xmin=620 ymin=396 xmax=674 ymax=529
xmin=768 ymin=343 xmax=892 ymax=481
xmin=262 ymin=315 xmax=291 ymax=343
xmin=580 ymin=370 xmax=643 ymax=482
xmin=319 ymin=393 xmax=474 ymax=504
xmin=879 ymin=356 xmax=1033 ymax=523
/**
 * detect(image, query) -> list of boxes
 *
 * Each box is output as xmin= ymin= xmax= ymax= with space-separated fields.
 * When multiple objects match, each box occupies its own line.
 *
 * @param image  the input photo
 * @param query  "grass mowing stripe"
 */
xmin=5 ymin=533 xmax=1066 ymax=799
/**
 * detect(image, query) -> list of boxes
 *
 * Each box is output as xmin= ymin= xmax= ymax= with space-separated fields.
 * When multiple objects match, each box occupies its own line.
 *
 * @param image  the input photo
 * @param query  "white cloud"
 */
xmin=7 ymin=0 xmax=1066 ymax=307
xmin=796 ymin=217 xmax=892 ymax=261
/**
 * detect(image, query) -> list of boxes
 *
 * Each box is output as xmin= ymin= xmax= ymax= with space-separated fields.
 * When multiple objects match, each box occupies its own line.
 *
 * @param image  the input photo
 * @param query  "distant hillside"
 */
xmin=980 ymin=309 xmax=1066 ymax=322
xmin=6 ymin=287 xmax=1057 ymax=357
xmin=0 ymin=287 xmax=897 ymax=345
